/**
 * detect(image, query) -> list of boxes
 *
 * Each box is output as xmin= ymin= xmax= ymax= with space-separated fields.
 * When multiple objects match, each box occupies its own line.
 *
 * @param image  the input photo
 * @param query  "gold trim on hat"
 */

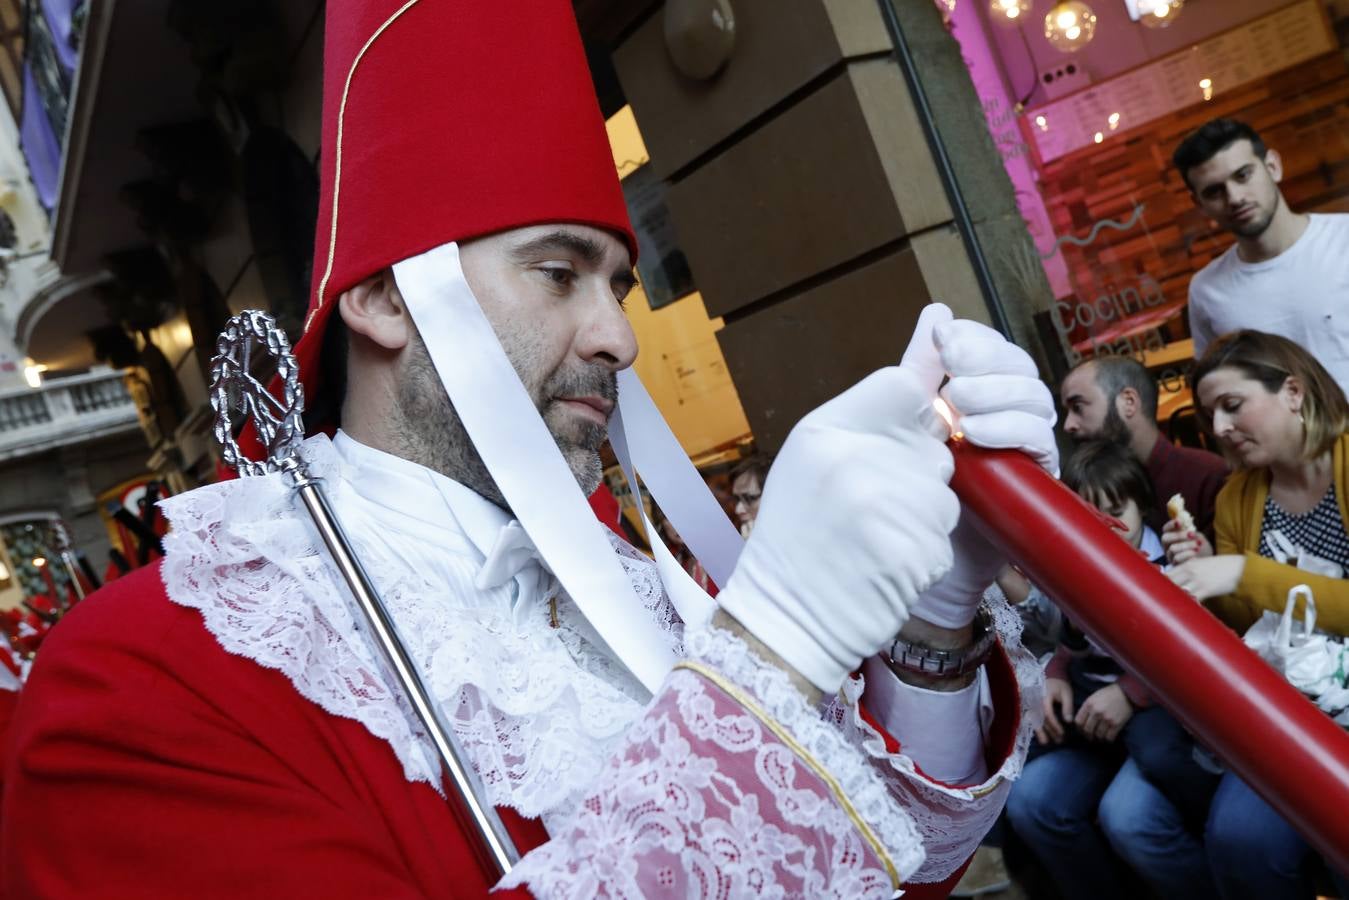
xmin=309 ymin=0 xmax=423 ymax=334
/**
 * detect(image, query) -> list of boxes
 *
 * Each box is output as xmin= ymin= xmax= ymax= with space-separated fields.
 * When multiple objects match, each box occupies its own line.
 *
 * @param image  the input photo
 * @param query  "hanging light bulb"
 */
xmin=990 ymin=0 xmax=1033 ymax=22
xmin=1138 ymin=0 xmax=1183 ymax=28
xmin=1044 ymin=1 xmax=1097 ymax=51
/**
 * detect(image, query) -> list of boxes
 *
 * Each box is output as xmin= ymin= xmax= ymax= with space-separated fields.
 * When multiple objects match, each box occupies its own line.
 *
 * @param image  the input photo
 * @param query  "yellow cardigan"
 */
xmin=1210 ymin=432 xmax=1349 ymax=635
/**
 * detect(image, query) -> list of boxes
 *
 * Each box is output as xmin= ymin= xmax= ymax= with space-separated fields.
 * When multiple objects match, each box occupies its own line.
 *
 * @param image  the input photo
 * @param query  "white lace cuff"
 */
xmin=834 ymin=589 xmax=1043 ymax=883
xmin=499 ymin=623 xmax=928 ymax=898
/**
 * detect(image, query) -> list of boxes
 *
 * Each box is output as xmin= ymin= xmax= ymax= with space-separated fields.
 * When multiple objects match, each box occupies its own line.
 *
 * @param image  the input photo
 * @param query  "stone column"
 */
xmin=613 ymin=0 xmax=1054 ymax=451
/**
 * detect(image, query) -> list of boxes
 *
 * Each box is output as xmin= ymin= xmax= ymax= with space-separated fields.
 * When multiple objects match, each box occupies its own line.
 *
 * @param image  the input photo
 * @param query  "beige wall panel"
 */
xmin=614 ymin=0 xmax=864 ymax=178
xmin=665 ymin=71 xmax=906 ymax=318
xmin=850 ymin=59 xmax=951 ymax=235
xmin=822 ymin=0 xmax=893 ymax=57
xmin=910 ymin=225 xmax=989 ymax=325
xmin=715 ymin=246 xmax=933 ymax=452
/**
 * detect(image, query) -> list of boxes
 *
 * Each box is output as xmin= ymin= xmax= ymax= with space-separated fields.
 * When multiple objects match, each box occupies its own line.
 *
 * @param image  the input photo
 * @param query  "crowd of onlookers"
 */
xmin=951 ymin=117 xmax=1349 ymax=899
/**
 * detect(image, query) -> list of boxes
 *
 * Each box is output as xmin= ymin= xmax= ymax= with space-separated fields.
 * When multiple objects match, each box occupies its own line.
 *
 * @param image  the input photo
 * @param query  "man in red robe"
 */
xmin=1 ymin=2 xmax=1057 ymax=897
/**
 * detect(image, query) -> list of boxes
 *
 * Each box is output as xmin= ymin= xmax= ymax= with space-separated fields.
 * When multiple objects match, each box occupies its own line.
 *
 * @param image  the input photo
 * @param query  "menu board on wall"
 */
xmin=1027 ymin=0 xmax=1334 ymax=163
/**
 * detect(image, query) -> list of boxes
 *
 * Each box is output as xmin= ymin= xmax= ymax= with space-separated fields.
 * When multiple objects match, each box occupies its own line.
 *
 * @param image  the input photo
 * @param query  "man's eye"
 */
xmin=540 ymin=267 xmax=574 ymax=286
xmin=1223 ymin=401 xmax=1241 ymax=414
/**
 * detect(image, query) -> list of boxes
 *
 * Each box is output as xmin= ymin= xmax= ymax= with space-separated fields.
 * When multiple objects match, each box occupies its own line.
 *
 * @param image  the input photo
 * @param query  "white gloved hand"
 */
xmin=716 ymin=310 xmax=961 ymax=694
xmin=906 ymin=309 xmax=1059 ymax=629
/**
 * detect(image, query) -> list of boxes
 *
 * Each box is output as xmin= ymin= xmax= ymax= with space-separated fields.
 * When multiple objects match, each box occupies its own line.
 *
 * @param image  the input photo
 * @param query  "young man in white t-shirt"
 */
xmin=1175 ymin=118 xmax=1349 ymax=391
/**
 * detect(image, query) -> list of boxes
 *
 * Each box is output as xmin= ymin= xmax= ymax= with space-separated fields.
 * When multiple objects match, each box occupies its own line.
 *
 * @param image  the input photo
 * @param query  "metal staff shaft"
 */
xmin=290 ymin=469 xmax=519 ymax=876
xmin=210 ymin=310 xmax=519 ymax=880
xmin=51 ymin=520 xmax=86 ymax=603
xmin=59 ymin=552 xmax=86 ymax=602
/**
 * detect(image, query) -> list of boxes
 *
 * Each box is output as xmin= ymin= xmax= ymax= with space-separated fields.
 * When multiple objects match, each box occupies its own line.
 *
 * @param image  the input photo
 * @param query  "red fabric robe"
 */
xmin=1 ymin=564 xmax=993 ymax=898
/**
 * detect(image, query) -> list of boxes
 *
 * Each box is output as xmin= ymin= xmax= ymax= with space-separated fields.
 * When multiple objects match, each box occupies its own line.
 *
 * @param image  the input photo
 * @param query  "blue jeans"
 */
xmin=1006 ymin=680 xmax=1215 ymax=900
xmin=1006 ymin=739 xmax=1132 ymax=900
xmin=1206 ymin=772 xmax=1349 ymax=900
xmin=1099 ymin=758 xmax=1218 ymax=899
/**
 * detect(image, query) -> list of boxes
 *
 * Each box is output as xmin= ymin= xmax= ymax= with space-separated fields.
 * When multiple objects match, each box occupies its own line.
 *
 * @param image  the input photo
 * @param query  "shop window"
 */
xmin=946 ymin=0 xmax=1349 ymax=437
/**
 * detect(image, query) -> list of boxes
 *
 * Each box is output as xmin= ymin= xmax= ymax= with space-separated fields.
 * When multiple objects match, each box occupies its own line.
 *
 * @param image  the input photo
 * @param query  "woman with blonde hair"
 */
xmin=1164 ymin=329 xmax=1349 ymax=899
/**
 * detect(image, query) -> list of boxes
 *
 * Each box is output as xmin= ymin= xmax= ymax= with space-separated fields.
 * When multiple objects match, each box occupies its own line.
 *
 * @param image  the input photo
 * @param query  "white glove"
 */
xmin=906 ymin=308 xmax=1059 ymax=629
xmin=716 ymin=312 xmax=961 ymax=693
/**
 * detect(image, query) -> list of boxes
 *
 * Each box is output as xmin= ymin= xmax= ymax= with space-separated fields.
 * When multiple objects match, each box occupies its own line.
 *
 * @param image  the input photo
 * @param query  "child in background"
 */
xmin=1005 ymin=439 xmax=1220 ymax=900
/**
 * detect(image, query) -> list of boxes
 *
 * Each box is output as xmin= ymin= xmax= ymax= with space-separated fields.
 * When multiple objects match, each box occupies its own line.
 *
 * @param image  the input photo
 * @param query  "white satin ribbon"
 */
xmin=608 ymin=404 xmax=717 ymax=629
xmin=612 ymin=368 xmax=744 ymax=588
xmin=393 ymin=243 xmax=675 ymax=692
xmin=391 ymin=240 xmax=747 ymax=691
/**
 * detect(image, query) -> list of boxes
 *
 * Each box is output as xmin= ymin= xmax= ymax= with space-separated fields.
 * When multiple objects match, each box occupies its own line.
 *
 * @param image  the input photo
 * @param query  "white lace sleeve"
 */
xmin=498 ymin=624 xmax=930 ymax=898
xmin=830 ymin=587 xmax=1043 ymax=884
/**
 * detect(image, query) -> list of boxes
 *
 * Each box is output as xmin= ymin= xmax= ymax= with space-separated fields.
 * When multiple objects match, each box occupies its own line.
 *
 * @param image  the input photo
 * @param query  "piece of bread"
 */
xmin=1167 ymin=493 xmax=1196 ymax=533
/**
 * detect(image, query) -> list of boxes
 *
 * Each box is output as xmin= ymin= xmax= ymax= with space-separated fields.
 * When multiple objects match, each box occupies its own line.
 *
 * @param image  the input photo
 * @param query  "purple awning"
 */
xmin=20 ymin=65 xmax=61 ymax=210
xmin=39 ymin=0 xmax=80 ymax=73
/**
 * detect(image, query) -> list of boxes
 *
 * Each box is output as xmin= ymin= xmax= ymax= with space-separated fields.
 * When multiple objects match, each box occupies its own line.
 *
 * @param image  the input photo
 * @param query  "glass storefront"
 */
xmin=935 ymin=0 xmax=1348 ymax=439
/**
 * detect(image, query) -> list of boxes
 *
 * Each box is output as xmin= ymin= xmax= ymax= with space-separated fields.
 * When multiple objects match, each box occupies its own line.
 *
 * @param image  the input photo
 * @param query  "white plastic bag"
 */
xmin=1243 ymin=585 xmax=1349 ymax=727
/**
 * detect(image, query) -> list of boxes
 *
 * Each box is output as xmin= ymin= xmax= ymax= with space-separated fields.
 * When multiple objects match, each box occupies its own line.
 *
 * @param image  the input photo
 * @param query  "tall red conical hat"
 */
xmin=292 ymin=0 xmax=636 ymax=424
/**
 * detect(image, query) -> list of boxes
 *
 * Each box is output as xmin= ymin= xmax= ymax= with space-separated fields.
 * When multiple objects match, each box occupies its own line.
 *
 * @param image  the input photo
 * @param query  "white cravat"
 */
xmin=330 ymin=431 xmax=558 ymax=626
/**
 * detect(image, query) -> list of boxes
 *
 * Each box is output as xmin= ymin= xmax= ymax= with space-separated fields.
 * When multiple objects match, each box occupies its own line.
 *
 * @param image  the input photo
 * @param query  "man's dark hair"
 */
xmin=730 ymin=452 xmax=773 ymax=483
xmin=1073 ymin=355 xmax=1158 ymax=421
xmin=1062 ymin=438 xmax=1156 ymax=515
xmin=301 ymin=314 xmax=348 ymax=433
xmin=1171 ymin=118 xmax=1268 ymax=188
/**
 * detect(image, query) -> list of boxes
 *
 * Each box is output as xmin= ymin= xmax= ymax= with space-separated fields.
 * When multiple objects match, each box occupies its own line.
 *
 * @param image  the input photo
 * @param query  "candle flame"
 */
xmin=932 ymin=398 xmax=963 ymax=439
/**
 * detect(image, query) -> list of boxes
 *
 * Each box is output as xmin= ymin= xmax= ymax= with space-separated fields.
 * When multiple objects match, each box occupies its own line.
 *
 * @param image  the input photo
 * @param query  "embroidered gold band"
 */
xmin=673 ymin=660 xmax=901 ymax=888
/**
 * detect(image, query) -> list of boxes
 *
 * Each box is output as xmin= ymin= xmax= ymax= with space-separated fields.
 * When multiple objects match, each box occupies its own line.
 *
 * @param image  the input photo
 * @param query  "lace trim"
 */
xmin=500 ymin=664 xmax=900 ymax=899
xmin=835 ymin=585 xmax=1043 ymax=882
xmin=158 ymin=437 xmax=678 ymax=827
xmin=684 ymin=624 xmax=929 ymax=883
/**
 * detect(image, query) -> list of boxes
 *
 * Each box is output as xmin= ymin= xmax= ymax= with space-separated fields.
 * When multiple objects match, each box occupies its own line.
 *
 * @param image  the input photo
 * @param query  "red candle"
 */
xmin=949 ymin=439 xmax=1349 ymax=869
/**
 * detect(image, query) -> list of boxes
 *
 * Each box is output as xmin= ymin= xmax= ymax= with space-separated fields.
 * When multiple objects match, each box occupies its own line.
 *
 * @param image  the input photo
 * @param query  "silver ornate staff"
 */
xmin=49 ymin=519 xmax=86 ymax=604
xmin=209 ymin=310 xmax=519 ymax=877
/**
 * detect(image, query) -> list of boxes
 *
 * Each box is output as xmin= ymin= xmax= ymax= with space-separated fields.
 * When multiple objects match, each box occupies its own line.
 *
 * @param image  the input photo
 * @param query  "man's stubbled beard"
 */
xmin=1069 ymin=397 xmax=1131 ymax=446
xmin=391 ymin=332 xmax=617 ymax=510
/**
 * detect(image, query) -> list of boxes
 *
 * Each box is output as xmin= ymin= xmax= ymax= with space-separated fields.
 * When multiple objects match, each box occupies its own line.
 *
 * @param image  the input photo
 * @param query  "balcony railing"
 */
xmin=0 ymin=368 xmax=139 ymax=462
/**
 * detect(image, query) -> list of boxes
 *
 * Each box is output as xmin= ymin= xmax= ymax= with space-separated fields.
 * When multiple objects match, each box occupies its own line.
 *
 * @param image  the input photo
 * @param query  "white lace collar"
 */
xmin=159 ymin=434 xmax=675 ymax=827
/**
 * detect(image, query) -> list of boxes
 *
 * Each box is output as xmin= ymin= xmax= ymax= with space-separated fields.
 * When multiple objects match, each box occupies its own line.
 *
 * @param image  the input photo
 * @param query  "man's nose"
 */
xmin=577 ymin=285 xmax=638 ymax=370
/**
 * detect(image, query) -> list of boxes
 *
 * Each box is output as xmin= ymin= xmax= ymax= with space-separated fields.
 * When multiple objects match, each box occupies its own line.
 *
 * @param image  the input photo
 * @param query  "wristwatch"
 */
xmin=886 ymin=607 xmax=996 ymax=678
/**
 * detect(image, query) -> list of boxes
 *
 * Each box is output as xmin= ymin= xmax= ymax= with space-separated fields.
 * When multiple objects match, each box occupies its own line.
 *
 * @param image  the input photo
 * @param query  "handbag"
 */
xmin=1243 ymin=585 xmax=1349 ymax=727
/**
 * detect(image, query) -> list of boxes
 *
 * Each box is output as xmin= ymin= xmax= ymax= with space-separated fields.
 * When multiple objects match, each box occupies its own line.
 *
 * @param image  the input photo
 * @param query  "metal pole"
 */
xmin=210 ymin=311 xmax=520 ymax=879
xmin=291 ymin=475 xmax=519 ymax=875
xmin=875 ymin=0 xmax=1013 ymax=338
xmin=51 ymin=520 xmax=86 ymax=603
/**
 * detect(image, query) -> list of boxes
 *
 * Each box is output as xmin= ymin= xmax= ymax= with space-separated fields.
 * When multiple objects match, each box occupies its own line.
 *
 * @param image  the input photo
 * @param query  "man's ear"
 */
xmin=1265 ymin=148 xmax=1284 ymax=184
xmin=337 ymin=269 xmax=412 ymax=351
xmin=1116 ymin=386 xmax=1140 ymax=420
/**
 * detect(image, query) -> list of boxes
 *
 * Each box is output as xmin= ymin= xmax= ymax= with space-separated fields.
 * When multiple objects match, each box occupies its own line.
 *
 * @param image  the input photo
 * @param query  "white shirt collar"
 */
xmin=331 ymin=429 xmax=511 ymax=564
